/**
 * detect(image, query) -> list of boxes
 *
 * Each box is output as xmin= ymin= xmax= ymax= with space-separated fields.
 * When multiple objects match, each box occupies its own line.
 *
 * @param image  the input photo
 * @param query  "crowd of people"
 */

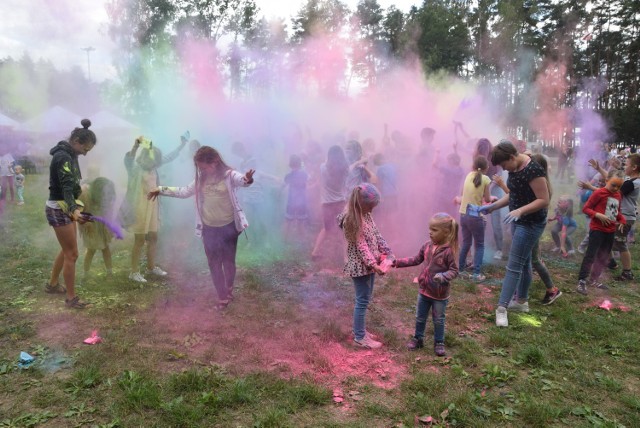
xmin=9 ymin=118 xmax=635 ymax=356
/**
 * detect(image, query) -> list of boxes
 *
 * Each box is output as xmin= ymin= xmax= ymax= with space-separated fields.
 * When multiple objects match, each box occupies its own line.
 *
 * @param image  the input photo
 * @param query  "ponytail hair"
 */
xmin=342 ymin=183 xmax=380 ymax=242
xmin=472 ymin=155 xmax=488 ymax=187
xmin=69 ymin=118 xmax=97 ymax=146
xmin=432 ymin=212 xmax=459 ymax=257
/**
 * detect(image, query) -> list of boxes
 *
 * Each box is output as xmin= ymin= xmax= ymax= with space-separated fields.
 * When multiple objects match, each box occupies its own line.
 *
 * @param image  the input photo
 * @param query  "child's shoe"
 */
xmin=507 ymin=299 xmax=529 ymax=312
xmin=434 ymin=342 xmax=446 ymax=357
xmin=354 ymin=336 xmax=382 ymax=349
xmin=615 ymin=270 xmax=634 ymax=281
xmin=471 ymin=273 xmax=486 ymax=282
xmin=493 ymin=250 xmax=503 ymax=260
xmin=65 ymin=296 xmax=89 ymax=309
xmin=541 ymin=288 xmax=562 ymax=305
xmin=407 ymin=337 xmax=424 ymax=350
xmin=576 ymin=279 xmax=588 ymax=295
xmin=590 ymin=280 xmax=609 ymax=290
xmin=495 ymin=306 xmax=508 ymax=327
xmin=44 ymin=283 xmax=66 ymax=294
xmin=129 ymin=272 xmax=147 ymax=283
xmin=607 ymin=259 xmax=618 ymax=270
xmin=147 ymin=266 xmax=167 ymax=276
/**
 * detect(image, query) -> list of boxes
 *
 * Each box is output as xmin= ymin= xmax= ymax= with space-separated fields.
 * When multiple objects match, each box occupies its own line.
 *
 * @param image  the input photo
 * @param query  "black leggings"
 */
xmin=578 ymin=229 xmax=614 ymax=281
xmin=202 ymin=222 xmax=239 ymax=301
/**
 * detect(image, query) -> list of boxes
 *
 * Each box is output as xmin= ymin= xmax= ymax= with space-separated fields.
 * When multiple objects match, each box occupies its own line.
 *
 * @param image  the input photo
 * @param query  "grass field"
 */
xmin=0 ymin=174 xmax=638 ymax=427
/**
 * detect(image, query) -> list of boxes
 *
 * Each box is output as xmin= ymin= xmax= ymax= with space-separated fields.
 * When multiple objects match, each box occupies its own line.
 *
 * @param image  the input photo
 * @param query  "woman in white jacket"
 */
xmin=148 ymin=146 xmax=255 ymax=309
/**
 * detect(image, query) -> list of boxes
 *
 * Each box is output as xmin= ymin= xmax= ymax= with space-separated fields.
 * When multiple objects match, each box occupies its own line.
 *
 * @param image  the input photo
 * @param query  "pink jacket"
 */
xmin=395 ymin=241 xmax=458 ymax=300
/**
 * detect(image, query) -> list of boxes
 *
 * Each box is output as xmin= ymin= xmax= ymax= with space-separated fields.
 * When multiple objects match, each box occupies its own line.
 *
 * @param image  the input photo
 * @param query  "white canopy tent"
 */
xmin=0 ymin=112 xmax=20 ymax=128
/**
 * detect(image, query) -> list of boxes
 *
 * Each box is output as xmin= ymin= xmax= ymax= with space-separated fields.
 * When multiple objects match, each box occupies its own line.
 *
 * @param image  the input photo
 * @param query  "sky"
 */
xmin=0 ymin=0 xmax=420 ymax=82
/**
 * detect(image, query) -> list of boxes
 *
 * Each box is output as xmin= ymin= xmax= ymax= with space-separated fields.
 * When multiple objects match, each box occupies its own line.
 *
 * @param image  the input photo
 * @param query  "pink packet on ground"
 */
xmin=83 ymin=330 xmax=102 ymax=345
xmin=598 ymin=300 xmax=613 ymax=311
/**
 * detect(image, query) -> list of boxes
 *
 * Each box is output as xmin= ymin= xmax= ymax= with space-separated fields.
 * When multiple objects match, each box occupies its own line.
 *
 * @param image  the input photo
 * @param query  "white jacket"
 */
xmin=158 ymin=170 xmax=251 ymax=237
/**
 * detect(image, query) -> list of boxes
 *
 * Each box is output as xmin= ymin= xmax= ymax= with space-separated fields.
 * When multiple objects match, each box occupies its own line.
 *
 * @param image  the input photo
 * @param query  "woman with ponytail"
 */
xmin=455 ymin=155 xmax=492 ymax=282
xmin=44 ymin=119 xmax=97 ymax=308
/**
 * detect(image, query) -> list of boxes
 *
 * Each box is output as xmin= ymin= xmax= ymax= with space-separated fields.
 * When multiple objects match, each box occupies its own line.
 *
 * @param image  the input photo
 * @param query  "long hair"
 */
xmin=326 ymin=145 xmax=349 ymax=176
xmin=558 ymin=195 xmax=574 ymax=218
xmin=193 ymin=146 xmax=232 ymax=216
xmin=88 ymin=177 xmax=116 ymax=218
xmin=530 ymin=153 xmax=552 ymax=199
xmin=432 ymin=212 xmax=459 ymax=256
xmin=472 ymin=156 xmax=488 ymax=188
xmin=342 ymin=184 xmax=380 ymax=242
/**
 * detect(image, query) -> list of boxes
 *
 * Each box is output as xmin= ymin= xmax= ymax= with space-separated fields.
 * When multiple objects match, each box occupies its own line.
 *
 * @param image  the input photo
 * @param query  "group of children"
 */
xmin=339 ymin=144 xmax=639 ymax=355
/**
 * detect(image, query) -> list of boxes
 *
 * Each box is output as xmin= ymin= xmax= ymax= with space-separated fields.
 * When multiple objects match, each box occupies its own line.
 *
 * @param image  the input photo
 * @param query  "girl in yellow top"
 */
xmin=456 ymin=156 xmax=491 ymax=282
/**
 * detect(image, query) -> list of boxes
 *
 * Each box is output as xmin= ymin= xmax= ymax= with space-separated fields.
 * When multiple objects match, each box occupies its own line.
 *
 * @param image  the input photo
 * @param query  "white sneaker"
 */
xmin=551 ymin=247 xmax=561 ymax=252
xmin=147 ymin=266 xmax=167 ymax=276
xmin=493 ymin=250 xmax=503 ymax=260
xmin=129 ymin=272 xmax=147 ymax=283
xmin=507 ymin=300 xmax=530 ymax=313
xmin=495 ymin=306 xmax=508 ymax=327
xmin=354 ymin=336 xmax=382 ymax=349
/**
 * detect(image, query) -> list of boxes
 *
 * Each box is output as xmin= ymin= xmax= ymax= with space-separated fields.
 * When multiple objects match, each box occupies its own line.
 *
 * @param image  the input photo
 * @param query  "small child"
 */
xmin=338 ymin=183 xmax=394 ymax=349
xmin=14 ymin=165 xmax=25 ymax=205
xmin=79 ymin=177 xmax=117 ymax=279
xmin=576 ymin=170 xmax=626 ymax=294
xmin=393 ymin=212 xmax=459 ymax=356
xmin=283 ymin=154 xmax=309 ymax=242
xmin=549 ymin=196 xmax=577 ymax=257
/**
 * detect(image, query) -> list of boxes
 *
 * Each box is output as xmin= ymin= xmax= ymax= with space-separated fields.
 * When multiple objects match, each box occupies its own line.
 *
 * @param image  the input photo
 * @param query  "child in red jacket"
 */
xmin=393 ymin=212 xmax=459 ymax=356
xmin=576 ymin=170 xmax=626 ymax=295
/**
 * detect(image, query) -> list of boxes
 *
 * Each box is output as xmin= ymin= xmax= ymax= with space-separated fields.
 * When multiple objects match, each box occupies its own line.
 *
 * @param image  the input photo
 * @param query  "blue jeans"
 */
xmin=414 ymin=293 xmax=448 ymax=344
xmin=551 ymin=223 xmax=577 ymax=251
xmin=490 ymin=185 xmax=504 ymax=252
xmin=459 ymin=214 xmax=486 ymax=274
xmin=498 ymin=220 xmax=546 ymax=306
xmin=352 ymin=273 xmax=375 ymax=340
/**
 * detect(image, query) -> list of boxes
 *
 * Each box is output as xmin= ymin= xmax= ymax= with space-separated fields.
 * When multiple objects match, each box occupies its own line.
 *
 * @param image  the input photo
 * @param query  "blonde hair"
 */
xmin=431 ymin=212 xmax=459 ymax=256
xmin=342 ymin=185 xmax=379 ymax=242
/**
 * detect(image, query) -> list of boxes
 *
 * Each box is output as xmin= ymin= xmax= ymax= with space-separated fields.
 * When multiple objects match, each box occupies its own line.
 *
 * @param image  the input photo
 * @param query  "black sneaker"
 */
xmin=615 ymin=271 xmax=634 ymax=281
xmin=541 ymin=288 xmax=562 ymax=305
xmin=407 ymin=337 xmax=424 ymax=350
xmin=434 ymin=342 xmax=446 ymax=357
xmin=590 ymin=280 xmax=609 ymax=290
xmin=607 ymin=259 xmax=618 ymax=270
xmin=576 ymin=280 xmax=588 ymax=295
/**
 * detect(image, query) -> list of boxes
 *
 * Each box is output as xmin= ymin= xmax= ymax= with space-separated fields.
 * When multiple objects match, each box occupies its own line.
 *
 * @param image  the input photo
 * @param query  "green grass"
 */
xmin=0 ymin=174 xmax=639 ymax=426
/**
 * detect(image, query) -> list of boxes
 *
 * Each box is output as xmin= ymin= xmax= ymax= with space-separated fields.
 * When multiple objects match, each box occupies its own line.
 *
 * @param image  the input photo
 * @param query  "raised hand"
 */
xmin=244 ymin=169 xmax=255 ymax=184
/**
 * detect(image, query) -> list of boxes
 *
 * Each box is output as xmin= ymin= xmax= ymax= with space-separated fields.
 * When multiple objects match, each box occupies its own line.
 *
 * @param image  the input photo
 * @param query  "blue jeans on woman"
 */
xmin=414 ymin=293 xmax=448 ymax=344
xmin=459 ymin=214 xmax=486 ymax=275
xmin=498 ymin=220 xmax=546 ymax=307
xmin=352 ymin=273 xmax=375 ymax=340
